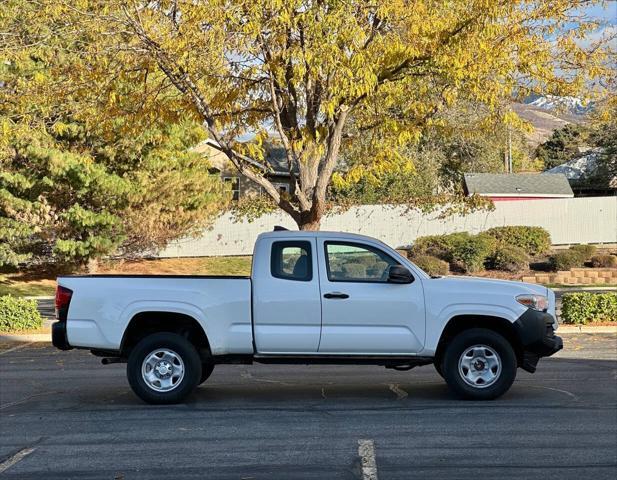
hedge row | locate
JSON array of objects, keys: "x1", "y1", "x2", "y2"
[
  {"x1": 560, "y1": 292, "x2": 617, "y2": 325},
  {"x1": 0, "y1": 296, "x2": 43, "y2": 332},
  {"x1": 482, "y1": 226, "x2": 551, "y2": 256},
  {"x1": 409, "y1": 226, "x2": 550, "y2": 274}
]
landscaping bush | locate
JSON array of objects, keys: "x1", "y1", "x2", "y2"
[
  {"x1": 342, "y1": 263, "x2": 366, "y2": 278},
  {"x1": 488, "y1": 245, "x2": 529, "y2": 273},
  {"x1": 561, "y1": 292, "x2": 617, "y2": 325},
  {"x1": 411, "y1": 255, "x2": 449, "y2": 277},
  {"x1": 450, "y1": 234, "x2": 495, "y2": 273},
  {"x1": 0, "y1": 295, "x2": 43, "y2": 332},
  {"x1": 549, "y1": 250, "x2": 585, "y2": 271},
  {"x1": 410, "y1": 232, "x2": 471, "y2": 261},
  {"x1": 483, "y1": 226, "x2": 551, "y2": 256},
  {"x1": 569, "y1": 244, "x2": 597, "y2": 262},
  {"x1": 590, "y1": 255, "x2": 617, "y2": 268}
]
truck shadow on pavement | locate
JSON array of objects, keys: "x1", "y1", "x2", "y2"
[{"x1": 59, "y1": 357, "x2": 615, "y2": 410}]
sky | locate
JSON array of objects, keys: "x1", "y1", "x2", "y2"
[{"x1": 578, "y1": 1, "x2": 616, "y2": 46}]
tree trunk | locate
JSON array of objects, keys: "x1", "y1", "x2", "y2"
[
  {"x1": 298, "y1": 219, "x2": 321, "y2": 231},
  {"x1": 296, "y1": 204, "x2": 323, "y2": 231}
]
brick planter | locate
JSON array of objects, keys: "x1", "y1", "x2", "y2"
[{"x1": 522, "y1": 268, "x2": 617, "y2": 285}]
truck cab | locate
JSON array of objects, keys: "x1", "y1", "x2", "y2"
[{"x1": 251, "y1": 231, "x2": 426, "y2": 355}]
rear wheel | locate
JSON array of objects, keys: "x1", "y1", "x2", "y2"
[
  {"x1": 127, "y1": 332, "x2": 201, "y2": 404},
  {"x1": 442, "y1": 328, "x2": 516, "y2": 400}
]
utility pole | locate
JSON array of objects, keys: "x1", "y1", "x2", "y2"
[{"x1": 507, "y1": 126, "x2": 513, "y2": 173}]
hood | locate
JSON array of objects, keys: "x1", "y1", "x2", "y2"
[
  {"x1": 427, "y1": 275, "x2": 557, "y2": 326},
  {"x1": 437, "y1": 275, "x2": 549, "y2": 296}
]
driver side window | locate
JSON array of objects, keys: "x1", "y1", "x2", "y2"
[{"x1": 325, "y1": 242, "x2": 397, "y2": 282}]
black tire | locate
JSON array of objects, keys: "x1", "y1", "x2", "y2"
[
  {"x1": 434, "y1": 361, "x2": 444, "y2": 379},
  {"x1": 127, "y1": 332, "x2": 202, "y2": 405},
  {"x1": 199, "y1": 362, "x2": 215, "y2": 385},
  {"x1": 442, "y1": 328, "x2": 516, "y2": 400}
]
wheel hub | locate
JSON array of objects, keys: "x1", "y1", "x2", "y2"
[
  {"x1": 155, "y1": 361, "x2": 173, "y2": 378},
  {"x1": 458, "y1": 345, "x2": 502, "y2": 389},
  {"x1": 141, "y1": 348, "x2": 185, "y2": 392},
  {"x1": 472, "y1": 358, "x2": 486, "y2": 371}
]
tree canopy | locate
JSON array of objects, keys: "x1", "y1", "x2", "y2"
[
  {"x1": 0, "y1": 32, "x2": 228, "y2": 267},
  {"x1": 2, "y1": 0, "x2": 614, "y2": 231}
]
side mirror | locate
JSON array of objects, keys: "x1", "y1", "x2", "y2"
[{"x1": 388, "y1": 265, "x2": 414, "y2": 284}]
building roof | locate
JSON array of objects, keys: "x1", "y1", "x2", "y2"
[
  {"x1": 464, "y1": 173, "x2": 574, "y2": 198},
  {"x1": 194, "y1": 139, "x2": 296, "y2": 176},
  {"x1": 546, "y1": 151, "x2": 600, "y2": 181},
  {"x1": 546, "y1": 150, "x2": 617, "y2": 190}
]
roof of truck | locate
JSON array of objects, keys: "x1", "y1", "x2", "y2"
[{"x1": 257, "y1": 229, "x2": 385, "y2": 243}]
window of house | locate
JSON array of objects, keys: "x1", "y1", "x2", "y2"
[
  {"x1": 223, "y1": 176, "x2": 240, "y2": 200},
  {"x1": 271, "y1": 241, "x2": 312, "y2": 281},
  {"x1": 325, "y1": 242, "x2": 397, "y2": 282}
]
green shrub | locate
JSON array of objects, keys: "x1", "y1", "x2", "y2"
[
  {"x1": 356, "y1": 255, "x2": 378, "y2": 266},
  {"x1": 450, "y1": 234, "x2": 494, "y2": 273},
  {"x1": 0, "y1": 295, "x2": 43, "y2": 332},
  {"x1": 569, "y1": 244, "x2": 597, "y2": 262},
  {"x1": 561, "y1": 292, "x2": 617, "y2": 325},
  {"x1": 411, "y1": 255, "x2": 449, "y2": 277},
  {"x1": 488, "y1": 245, "x2": 529, "y2": 272},
  {"x1": 549, "y1": 250, "x2": 584, "y2": 271},
  {"x1": 366, "y1": 261, "x2": 389, "y2": 277},
  {"x1": 590, "y1": 255, "x2": 617, "y2": 268},
  {"x1": 483, "y1": 226, "x2": 551, "y2": 256},
  {"x1": 342, "y1": 263, "x2": 366, "y2": 278},
  {"x1": 410, "y1": 232, "x2": 471, "y2": 261}
]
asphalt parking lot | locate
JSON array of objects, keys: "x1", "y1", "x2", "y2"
[{"x1": 1, "y1": 334, "x2": 616, "y2": 479}]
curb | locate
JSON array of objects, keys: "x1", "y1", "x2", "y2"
[
  {"x1": 552, "y1": 287, "x2": 617, "y2": 292},
  {"x1": 557, "y1": 326, "x2": 617, "y2": 333},
  {"x1": 0, "y1": 333, "x2": 51, "y2": 343}
]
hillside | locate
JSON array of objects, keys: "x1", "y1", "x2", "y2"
[{"x1": 512, "y1": 102, "x2": 586, "y2": 148}]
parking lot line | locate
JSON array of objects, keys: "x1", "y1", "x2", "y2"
[
  {"x1": 388, "y1": 383, "x2": 408, "y2": 400},
  {"x1": 0, "y1": 447, "x2": 36, "y2": 474},
  {"x1": 0, "y1": 342, "x2": 34, "y2": 356},
  {"x1": 358, "y1": 439, "x2": 378, "y2": 480}
]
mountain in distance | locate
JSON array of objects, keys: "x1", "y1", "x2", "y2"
[
  {"x1": 523, "y1": 94, "x2": 594, "y2": 115},
  {"x1": 512, "y1": 95, "x2": 589, "y2": 147}
]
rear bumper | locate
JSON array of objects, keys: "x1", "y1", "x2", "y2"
[
  {"x1": 514, "y1": 309, "x2": 563, "y2": 372},
  {"x1": 52, "y1": 321, "x2": 72, "y2": 350}
]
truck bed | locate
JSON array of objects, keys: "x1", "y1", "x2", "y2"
[{"x1": 58, "y1": 275, "x2": 254, "y2": 355}]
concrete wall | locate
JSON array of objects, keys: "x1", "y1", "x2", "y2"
[{"x1": 158, "y1": 196, "x2": 617, "y2": 257}]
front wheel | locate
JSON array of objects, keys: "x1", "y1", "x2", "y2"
[
  {"x1": 127, "y1": 332, "x2": 202, "y2": 404},
  {"x1": 442, "y1": 328, "x2": 517, "y2": 400}
]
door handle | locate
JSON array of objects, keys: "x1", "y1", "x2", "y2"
[{"x1": 323, "y1": 292, "x2": 349, "y2": 299}]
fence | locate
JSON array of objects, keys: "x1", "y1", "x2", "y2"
[{"x1": 158, "y1": 196, "x2": 617, "y2": 257}]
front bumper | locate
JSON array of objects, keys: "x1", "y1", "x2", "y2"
[
  {"x1": 52, "y1": 321, "x2": 72, "y2": 351},
  {"x1": 514, "y1": 309, "x2": 563, "y2": 372}
]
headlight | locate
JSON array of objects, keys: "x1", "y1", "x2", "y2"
[{"x1": 516, "y1": 294, "x2": 548, "y2": 311}]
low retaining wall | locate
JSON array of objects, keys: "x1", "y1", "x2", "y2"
[{"x1": 522, "y1": 268, "x2": 617, "y2": 285}]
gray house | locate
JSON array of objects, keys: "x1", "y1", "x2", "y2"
[{"x1": 193, "y1": 139, "x2": 293, "y2": 200}]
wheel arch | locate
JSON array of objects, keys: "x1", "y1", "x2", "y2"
[
  {"x1": 120, "y1": 311, "x2": 211, "y2": 360},
  {"x1": 434, "y1": 315, "x2": 523, "y2": 367}
]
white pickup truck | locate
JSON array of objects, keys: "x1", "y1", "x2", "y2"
[{"x1": 52, "y1": 229, "x2": 562, "y2": 404}]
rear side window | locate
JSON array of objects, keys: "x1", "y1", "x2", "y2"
[{"x1": 271, "y1": 241, "x2": 312, "y2": 281}]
